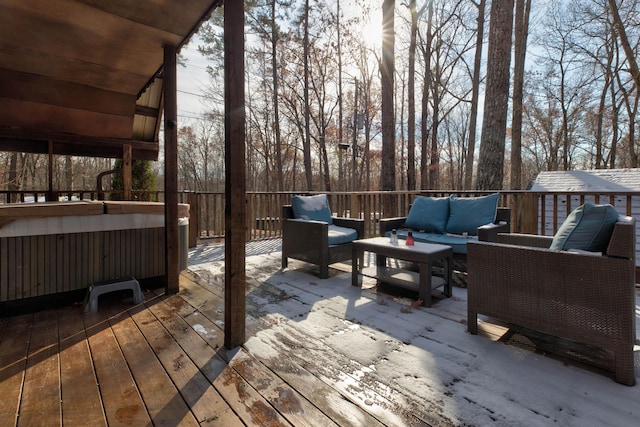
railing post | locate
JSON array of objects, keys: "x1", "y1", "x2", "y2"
[
  {"x1": 350, "y1": 192, "x2": 357, "y2": 219},
  {"x1": 187, "y1": 192, "x2": 199, "y2": 248},
  {"x1": 519, "y1": 192, "x2": 539, "y2": 234}
]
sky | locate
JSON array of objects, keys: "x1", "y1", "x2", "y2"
[{"x1": 177, "y1": 35, "x2": 212, "y2": 122}]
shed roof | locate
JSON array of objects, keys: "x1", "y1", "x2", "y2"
[
  {"x1": 530, "y1": 169, "x2": 640, "y2": 192},
  {"x1": 0, "y1": 0, "x2": 222, "y2": 160}
]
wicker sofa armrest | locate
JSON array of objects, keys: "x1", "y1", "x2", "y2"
[
  {"x1": 282, "y1": 217, "x2": 329, "y2": 236},
  {"x1": 282, "y1": 217, "x2": 329, "y2": 253},
  {"x1": 606, "y1": 218, "x2": 636, "y2": 259},
  {"x1": 333, "y1": 217, "x2": 365, "y2": 239},
  {"x1": 496, "y1": 233, "x2": 554, "y2": 248},
  {"x1": 379, "y1": 217, "x2": 406, "y2": 236},
  {"x1": 477, "y1": 221, "x2": 509, "y2": 242}
]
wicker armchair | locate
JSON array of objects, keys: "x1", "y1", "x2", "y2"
[
  {"x1": 281, "y1": 205, "x2": 364, "y2": 279},
  {"x1": 467, "y1": 217, "x2": 637, "y2": 385}
]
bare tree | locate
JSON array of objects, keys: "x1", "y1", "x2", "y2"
[
  {"x1": 381, "y1": 0, "x2": 397, "y2": 212},
  {"x1": 302, "y1": 0, "x2": 313, "y2": 190},
  {"x1": 510, "y1": 0, "x2": 532, "y2": 190},
  {"x1": 406, "y1": 0, "x2": 418, "y2": 190},
  {"x1": 477, "y1": 0, "x2": 514, "y2": 190},
  {"x1": 420, "y1": 1, "x2": 434, "y2": 190},
  {"x1": 608, "y1": 0, "x2": 640, "y2": 88},
  {"x1": 464, "y1": 0, "x2": 485, "y2": 190}
]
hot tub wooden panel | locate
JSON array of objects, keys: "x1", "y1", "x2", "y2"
[{"x1": 0, "y1": 202, "x2": 188, "y2": 304}]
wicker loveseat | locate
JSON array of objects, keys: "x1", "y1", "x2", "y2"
[
  {"x1": 379, "y1": 193, "x2": 510, "y2": 256},
  {"x1": 379, "y1": 194, "x2": 510, "y2": 284},
  {"x1": 467, "y1": 209, "x2": 636, "y2": 385}
]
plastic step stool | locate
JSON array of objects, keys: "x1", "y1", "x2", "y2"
[{"x1": 84, "y1": 277, "x2": 144, "y2": 314}]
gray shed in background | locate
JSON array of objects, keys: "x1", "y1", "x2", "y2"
[{"x1": 530, "y1": 169, "x2": 640, "y2": 267}]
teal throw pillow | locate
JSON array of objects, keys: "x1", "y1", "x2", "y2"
[
  {"x1": 549, "y1": 203, "x2": 619, "y2": 252},
  {"x1": 291, "y1": 194, "x2": 333, "y2": 224},
  {"x1": 404, "y1": 196, "x2": 449, "y2": 233},
  {"x1": 446, "y1": 193, "x2": 500, "y2": 235}
]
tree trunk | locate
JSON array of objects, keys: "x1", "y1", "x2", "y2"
[
  {"x1": 381, "y1": 0, "x2": 396, "y2": 213},
  {"x1": 420, "y1": 2, "x2": 433, "y2": 190},
  {"x1": 510, "y1": 0, "x2": 531, "y2": 190},
  {"x1": 65, "y1": 155, "x2": 73, "y2": 190},
  {"x1": 595, "y1": 69, "x2": 611, "y2": 169},
  {"x1": 8, "y1": 152, "x2": 18, "y2": 203},
  {"x1": 608, "y1": 0, "x2": 640, "y2": 89},
  {"x1": 615, "y1": 52, "x2": 639, "y2": 168},
  {"x1": 609, "y1": 74, "x2": 619, "y2": 168},
  {"x1": 337, "y1": 0, "x2": 344, "y2": 191},
  {"x1": 271, "y1": 0, "x2": 284, "y2": 191},
  {"x1": 464, "y1": 0, "x2": 485, "y2": 190},
  {"x1": 399, "y1": 74, "x2": 406, "y2": 189},
  {"x1": 476, "y1": 0, "x2": 514, "y2": 190},
  {"x1": 302, "y1": 0, "x2": 313, "y2": 190},
  {"x1": 429, "y1": 64, "x2": 440, "y2": 190},
  {"x1": 320, "y1": 133, "x2": 331, "y2": 191},
  {"x1": 407, "y1": 0, "x2": 417, "y2": 190}
]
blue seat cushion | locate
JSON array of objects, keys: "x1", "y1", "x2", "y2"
[
  {"x1": 404, "y1": 196, "x2": 449, "y2": 233},
  {"x1": 291, "y1": 194, "x2": 333, "y2": 224},
  {"x1": 550, "y1": 203, "x2": 620, "y2": 252},
  {"x1": 390, "y1": 230, "x2": 474, "y2": 254},
  {"x1": 446, "y1": 193, "x2": 500, "y2": 235},
  {"x1": 328, "y1": 225, "x2": 358, "y2": 245}
]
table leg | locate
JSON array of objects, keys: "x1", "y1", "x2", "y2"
[
  {"x1": 375, "y1": 254, "x2": 387, "y2": 285},
  {"x1": 445, "y1": 255, "x2": 453, "y2": 297},
  {"x1": 352, "y1": 246, "x2": 360, "y2": 287},
  {"x1": 418, "y1": 263, "x2": 432, "y2": 307}
]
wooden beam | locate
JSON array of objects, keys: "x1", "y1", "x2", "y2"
[
  {"x1": 163, "y1": 44, "x2": 179, "y2": 295},
  {"x1": 122, "y1": 144, "x2": 132, "y2": 201},
  {"x1": 134, "y1": 105, "x2": 160, "y2": 118},
  {"x1": 0, "y1": 98, "x2": 134, "y2": 139},
  {"x1": 0, "y1": 127, "x2": 159, "y2": 160},
  {"x1": 224, "y1": 0, "x2": 246, "y2": 349}
]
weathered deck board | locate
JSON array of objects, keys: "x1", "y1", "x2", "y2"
[
  {"x1": 84, "y1": 312, "x2": 151, "y2": 426},
  {"x1": 57, "y1": 307, "x2": 106, "y2": 426},
  {"x1": 143, "y1": 297, "x2": 243, "y2": 426},
  {"x1": 0, "y1": 314, "x2": 30, "y2": 426},
  {"x1": 131, "y1": 301, "x2": 231, "y2": 424},
  {"x1": 19, "y1": 310, "x2": 61, "y2": 425},
  {"x1": 230, "y1": 350, "x2": 340, "y2": 427},
  {"x1": 175, "y1": 273, "x2": 411, "y2": 427},
  {"x1": 108, "y1": 306, "x2": 200, "y2": 426}
]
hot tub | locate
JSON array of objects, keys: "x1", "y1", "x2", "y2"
[{"x1": 0, "y1": 201, "x2": 189, "y2": 303}]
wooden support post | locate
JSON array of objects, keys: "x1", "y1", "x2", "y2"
[
  {"x1": 224, "y1": 0, "x2": 246, "y2": 349},
  {"x1": 163, "y1": 44, "x2": 180, "y2": 294},
  {"x1": 123, "y1": 144, "x2": 132, "y2": 201}
]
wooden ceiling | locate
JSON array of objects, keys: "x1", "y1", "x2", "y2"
[{"x1": 0, "y1": 0, "x2": 222, "y2": 160}]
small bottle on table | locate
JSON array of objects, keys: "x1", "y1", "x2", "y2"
[{"x1": 406, "y1": 231, "x2": 414, "y2": 246}]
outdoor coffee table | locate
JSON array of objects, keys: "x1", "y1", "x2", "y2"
[{"x1": 351, "y1": 237, "x2": 453, "y2": 307}]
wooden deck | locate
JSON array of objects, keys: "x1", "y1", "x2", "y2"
[
  {"x1": 1, "y1": 244, "x2": 639, "y2": 426},
  {"x1": 0, "y1": 271, "x2": 408, "y2": 427}
]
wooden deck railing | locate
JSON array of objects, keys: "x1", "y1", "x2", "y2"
[{"x1": 2, "y1": 189, "x2": 639, "y2": 254}]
